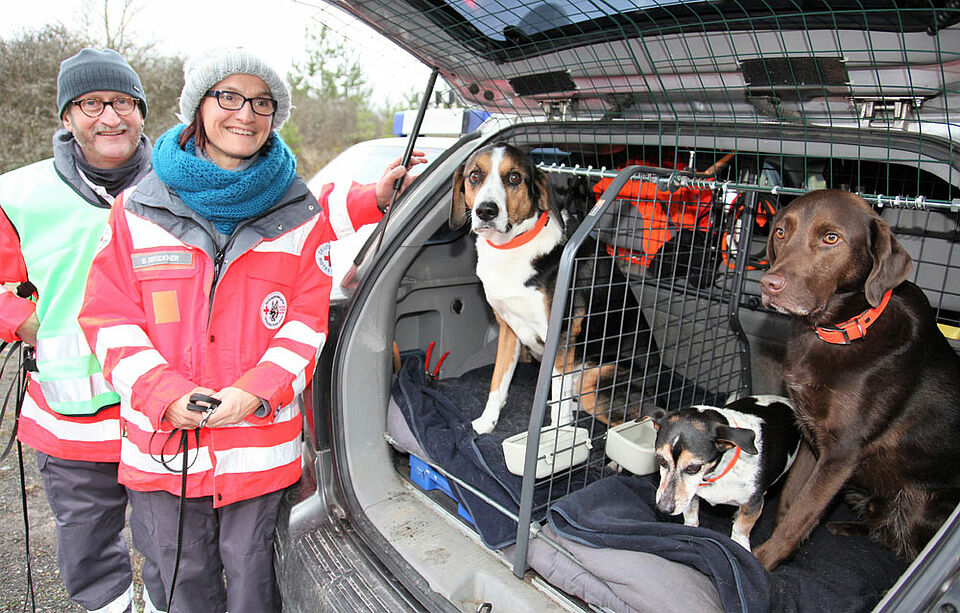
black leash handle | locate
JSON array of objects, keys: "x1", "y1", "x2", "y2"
[
  {"x1": 165, "y1": 393, "x2": 220, "y2": 608},
  {"x1": 186, "y1": 393, "x2": 221, "y2": 413}
]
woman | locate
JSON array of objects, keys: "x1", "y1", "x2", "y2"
[{"x1": 79, "y1": 48, "x2": 423, "y2": 612}]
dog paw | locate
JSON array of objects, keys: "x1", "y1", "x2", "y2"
[
  {"x1": 827, "y1": 520, "x2": 869, "y2": 537},
  {"x1": 472, "y1": 416, "x2": 497, "y2": 434},
  {"x1": 732, "y1": 535, "x2": 752, "y2": 552},
  {"x1": 753, "y1": 542, "x2": 783, "y2": 571}
]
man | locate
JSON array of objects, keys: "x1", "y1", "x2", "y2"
[{"x1": 0, "y1": 48, "x2": 164, "y2": 613}]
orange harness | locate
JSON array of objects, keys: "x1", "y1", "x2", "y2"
[{"x1": 813, "y1": 289, "x2": 893, "y2": 345}]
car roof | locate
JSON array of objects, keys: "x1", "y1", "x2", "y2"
[{"x1": 307, "y1": 136, "x2": 459, "y2": 196}]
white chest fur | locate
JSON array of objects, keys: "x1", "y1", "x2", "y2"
[
  {"x1": 694, "y1": 406, "x2": 764, "y2": 507},
  {"x1": 475, "y1": 220, "x2": 563, "y2": 357}
]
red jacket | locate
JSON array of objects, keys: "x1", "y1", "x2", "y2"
[{"x1": 80, "y1": 173, "x2": 380, "y2": 506}]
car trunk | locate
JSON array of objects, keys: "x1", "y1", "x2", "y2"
[{"x1": 280, "y1": 2, "x2": 960, "y2": 611}]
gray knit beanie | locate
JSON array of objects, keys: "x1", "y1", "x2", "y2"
[
  {"x1": 57, "y1": 48, "x2": 147, "y2": 118},
  {"x1": 178, "y1": 48, "x2": 290, "y2": 130}
]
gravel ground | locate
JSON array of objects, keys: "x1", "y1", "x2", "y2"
[{"x1": 0, "y1": 358, "x2": 146, "y2": 612}]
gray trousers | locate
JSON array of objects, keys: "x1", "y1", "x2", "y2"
[
  {"x1": 36, "y1": 452, "x2": 165, "y2": 612},
  {"x1": 127, "y1": 488, "x2": 284, "y2": 613}
]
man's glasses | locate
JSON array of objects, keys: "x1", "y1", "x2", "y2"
[
  {"x1": 205, "y1": 90, "x2": 277, "y2": 116},
  {"x1": 71, "y1": 97, "x2": 140, "y2": 118}
]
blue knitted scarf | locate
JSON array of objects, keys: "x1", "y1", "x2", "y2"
[{"x1": 152, "y1": 124, "x2": 297, "y2": 234}]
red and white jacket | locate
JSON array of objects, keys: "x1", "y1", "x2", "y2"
[{"x1": 80, "y1": 173, "x2": 380, "y2": 506}]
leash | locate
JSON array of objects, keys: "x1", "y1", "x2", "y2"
[
  {"x1": 17, "y1": 438, "x2": 36, "y2": 613},
  {"x1": 152, "y1": 393, "x2": 220, "y2": 610},
  {"x1": 1, "y1": 341, "x2": 36, "y2": 612},
  {"x1": 0, "y1": 341, "x2": 27, "y2": 461}
]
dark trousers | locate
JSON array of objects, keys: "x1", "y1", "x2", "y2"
[
  {"x1": 37, "y1": 452, "x2": 166, "y2": 611},
  {"x1": 128, "y1": 488, "x2": 284, "y2": 613}
]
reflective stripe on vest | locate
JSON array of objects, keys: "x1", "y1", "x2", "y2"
[
  {"x1": 0, "y1": 159, "x2": 120, "y2": 414},
  {"x1": 20, "y1": 385, "x2": 120, "y2": 443}
]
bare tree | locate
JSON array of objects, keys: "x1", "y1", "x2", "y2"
[
  {"x1": 0, "y1": 26, "x2": 88, "y2": 173},
  {"x1": 77, "y1": 0, "x2": 142, "y2": 55},
  {"x1": 283, "y1": 25, "x2": 400, "y2": 178},
  {"x1": 0, "y1": 23, "x2": 183, "y2": 174}
]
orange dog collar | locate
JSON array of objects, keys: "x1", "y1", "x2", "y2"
[
  {"x1": 813, "y1": 289, "x2": 893, "y2": 345},
  {"x1": 700, "y1": 446, "x2": 741, "y2": 485},
  {"x1": 486, "y1": 212, "x2": 550, "y2": 250}
]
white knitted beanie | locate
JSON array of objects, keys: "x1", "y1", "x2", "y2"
[{"x1": 178, "y1": 48, "x2": 290, "y2": 130}]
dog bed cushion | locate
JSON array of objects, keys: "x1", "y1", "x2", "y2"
[
  {"x1": 390, "y1": 354, "x2": 605, "y2": 548},
  {"x1": 541, "y1": 473, "x2": 909, "y2": 613}
]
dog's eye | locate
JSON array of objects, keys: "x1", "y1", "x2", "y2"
[
  {"x1": 823, "y1": 232, "x2": 841, "y2": 245},
  {"x1": 656, "y1": 455, "x2": 668, "y2": 468},
  {"x1": 507, "y1": 171, "x2": 522, "y2": 185},
  {"x1": 774, "y1": 227, "x2": 785, "y2": 239},
  {"x1": 683, "y1": 463, "x2": 702, "y2": 475},
  {"x1": 468, "y1": 169, "x2": 482, "y2": 184}
]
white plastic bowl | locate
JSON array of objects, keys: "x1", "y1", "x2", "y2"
[
  {"x1": 605, "y1": 418, "x2": 658, "y2": 475},
  {"x1": 502, "y1": 426, "x2": 592, "y2": 479}
]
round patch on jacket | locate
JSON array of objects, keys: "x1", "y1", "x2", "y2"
[
  {"x1": 260, "y1": 291, "x2": 287, "y2": 330},
  {"x1": 315, "y1": 242, "x2": 333, "y2": 276}
]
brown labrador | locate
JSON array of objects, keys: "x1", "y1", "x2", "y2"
[{"x1": 755, "y1": 189, "x2": 960, "y2": 570}]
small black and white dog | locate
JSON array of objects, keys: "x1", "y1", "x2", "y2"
[
  {"x1": 652, "y1": 395, "x2": 800, "y2": 551},
  {"x1": 450, "y1": 142, "x2": 657, "y2": 434}
]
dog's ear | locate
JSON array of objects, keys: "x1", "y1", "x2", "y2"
[
  {"x1": 450, "y1": 163, "x2": 468, "y2": 230},
  {"x1": 648, "y1": 408, "x2": 667, "y2": 430},
  {"x1": 715, "y1": 425, "x2": 758, "y2": 455},
  {"x1": 865, "y1": 216, "x2": 913, "y2": 307}
]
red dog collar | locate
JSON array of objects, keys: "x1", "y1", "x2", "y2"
[
  {"x1": 486, "y1": 212, "x2": 549, "y2": 250},
  {"x1": 700, "y1": 446, "x2": 741, "y2": 485},
  {"x1": 700, "y1": 415, "x2": 742, "y2": 486},
  {"x1": 813, "y1": 289, "x2": 893, "y2": 345}
]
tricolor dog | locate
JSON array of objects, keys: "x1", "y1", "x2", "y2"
[
  {"x1": 652, "y1": 395, "x2": 800, "y2": 551},
  {"x1": 450, "y1": 143, "x2": 657, "y2": 434}
]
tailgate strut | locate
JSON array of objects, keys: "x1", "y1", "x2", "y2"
[{"x1": 341, "y1": 67, "x2": 440, "y2": 290}]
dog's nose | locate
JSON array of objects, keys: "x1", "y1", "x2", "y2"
[
  {"x1": 475, "y1": 201, "x2": 499, "y2": 222},
  {"x1": 760, "y1": 272, "x2": 786, "y2": 295}
]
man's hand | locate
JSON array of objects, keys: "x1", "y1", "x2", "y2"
[
  {"x1": 15, "y1": 312, "x2": 39, "y2": 346},
  {"x1": 375, "y1": 151, "x2": 428, "y2": 210},
  {"x1": 205, "y1": 387, "x2": 262, "y2": 427},
  {"x1": 162, "y1": 387, "x2": 216, "y2": 430}
]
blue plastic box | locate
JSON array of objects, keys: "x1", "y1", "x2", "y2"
[{"x1": 408, "y1": 455, "x2": 474, "y2": 524}]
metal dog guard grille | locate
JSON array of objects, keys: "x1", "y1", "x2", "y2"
[{"x1": 512, "y1": 163, "x2": 756, "y2": 576}]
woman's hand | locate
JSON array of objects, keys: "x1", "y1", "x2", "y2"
[
  {"x1": 375, "y1": 151, "x2": 428, "y2": 210},
  {"x1": 162, "y1": 387, "x2": 216, "y2": 430},
  {"x1": 205, "y1": 387, "x2": 262, "y2": 427}
]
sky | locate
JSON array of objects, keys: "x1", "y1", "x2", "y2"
[{"x1": 2, "y1": 0, "x2": 433, "y2": 106}]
